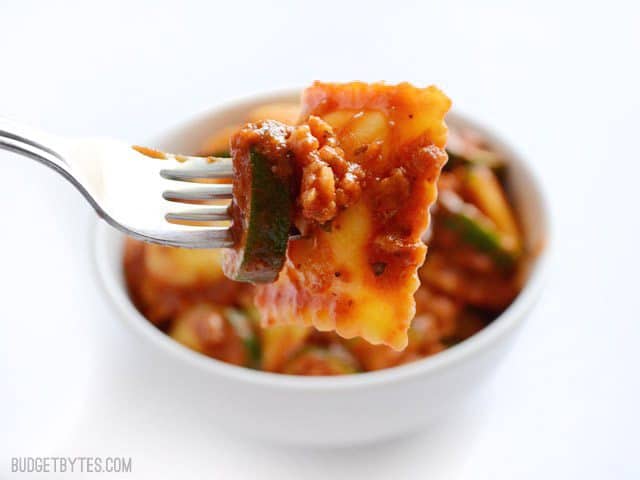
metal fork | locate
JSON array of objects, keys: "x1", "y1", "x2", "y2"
[{"x1": 0, "y1": 118, "x2": 235, "y2": 248}]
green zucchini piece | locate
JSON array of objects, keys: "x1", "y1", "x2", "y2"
[
  {"x1": 439, "y1": 191, "x2": 516, "y2": 267},
  {"x1": 223, "y1": 122, "x2": 292, "y2": 283},
  {"x1": 464, "y1": 165, "x2": 521, "y2": 254},
  {"x1": 224, "y1": 308, "x2": 261, "y2": 368},
  {"x1": 446, "y1": 148, "x2": 504, "y2": 172}
]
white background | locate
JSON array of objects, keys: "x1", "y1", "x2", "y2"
[{"x1": 1, "y1": 1, "x2": 639, "y2": 478}]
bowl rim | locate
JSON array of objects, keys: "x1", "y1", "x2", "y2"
[{"x1": 93, "y1": 87, "x2": 551, "y2": 391}]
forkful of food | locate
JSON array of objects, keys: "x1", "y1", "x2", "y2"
[{"x1": 0, "y1": 82, "x2": 452, "y2": 349}]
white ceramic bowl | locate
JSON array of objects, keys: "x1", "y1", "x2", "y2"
[{"x1": 94, "y1": 88, "x2": 550, "y2": 447}]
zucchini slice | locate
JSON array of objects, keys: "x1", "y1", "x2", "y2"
[
  {"x1": 464, "y1": 165, "x2": 521, "y2": 253},
  {"x1": 224, "y1": 308, "x2": 261, "y2": 368},
  {"x1": 223, "y1": 122, "x2": 292, "y2": 283},
  {"x1": 439, "y1": 190, "x2": 516, "y2": 267},
  {"x1": 446, "y1": 148, "x2": 504, "y2": 171}
]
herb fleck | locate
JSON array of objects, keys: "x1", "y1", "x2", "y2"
[
  {"x1": 371, "y1": 262, "x2": 387, "y2": 276},
  {"x1": 354, "y1": 144, "x2": 369, "y2": 155}
]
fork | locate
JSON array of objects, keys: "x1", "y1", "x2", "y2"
[{"x1": 0, "y1": 119, "x2": 236, "y2": 248}]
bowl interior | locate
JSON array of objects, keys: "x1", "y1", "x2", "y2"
[{"x1": 94, "y1": 88, "x2": 549, "y2": 387}]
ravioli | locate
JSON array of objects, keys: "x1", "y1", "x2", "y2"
[{"x1": 254, "y1": 82, "x2": 451, "y2": 350}]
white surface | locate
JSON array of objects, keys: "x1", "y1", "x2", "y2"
[{"x1": 0, "y1": 0, "x2": 638, "y2": 478}]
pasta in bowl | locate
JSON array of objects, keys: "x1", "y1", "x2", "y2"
[{"x1": 94, "y1": 87, "x2": 549, "y2": 445}]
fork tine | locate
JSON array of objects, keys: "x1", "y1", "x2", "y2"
[
  {"x1": 172, "y1": 227, "x2": 234, "y2": 248},
  {"x1": 163, "y1": 184, "x2": 233, "y2": 203},
  {"x1": 204, "y1": 227, "x2": 234, "y2": 247},
  {"x1": 166, "y1": 206, "x2": 231, "y2": 223},
  {"x1": 160, "y1": 161, "x2": 233, "y2": 182},
  {"x1": 147, "y1": 226, "x2": 234, "y2": 248}
]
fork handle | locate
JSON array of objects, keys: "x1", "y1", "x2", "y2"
[{"x1": 0, "y1": 118, "x2": 68, "y2": 174}]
